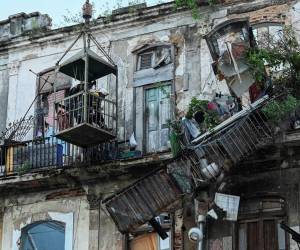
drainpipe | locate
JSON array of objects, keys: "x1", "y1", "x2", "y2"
[
  {"x1": 197, "y1": 215, "x2": 206, "y2": 250},
  {"x1": 188, "y1": 214, "x2": 206, "y2": 250}
]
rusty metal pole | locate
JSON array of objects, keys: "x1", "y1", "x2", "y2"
[
  {"x1": 84, "y1": 49, "x2": 89, "y2": 123},
  {"x1": 82, "y1": 0, "x2": 92, "y2": 124}
]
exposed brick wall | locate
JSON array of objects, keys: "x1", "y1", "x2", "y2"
[
  {"x1": 174, "y1": 209, "x2": 184, "y2": 250},
  {"x1": 46, "y1": 188, "x2": 85, "y2": 200},
  {"x1": 229, "y1": 3, "x2": 290, "y2": 25},
  {"x1": 248, "y1": 3, "x2": 289, "y2": 24}
]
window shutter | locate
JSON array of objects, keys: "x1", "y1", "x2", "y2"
[
  {"x1": 145, "y1": 84, "x2": 172, "y2": 153},
  {"x1": 146, "y1": 88, "x2": 159, "y2": 152},
  {"x1": 139, "y1": 53, "x2": 153, "y2": 70}
]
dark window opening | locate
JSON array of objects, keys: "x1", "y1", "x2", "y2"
[
  {"x1": 252, "y1": 23, "x2": 283, "y2": 48},
  {"x1": 135, "y1": 46, "x2": 172, "y2": 72},
  {"x1": 138, "y1": 53, "x2": 153, "y2": 70}
]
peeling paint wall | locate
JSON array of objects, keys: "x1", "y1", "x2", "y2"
[
  {"x1": 0, "y1": 172, "x2": 140, "y2": 250},
  {"x1": 2, "y1": 195, "x2": 89, "y2": 250},
  {"x1": 0, "y1": 0, "x2": 298, "y2": 144},
  {"x1": 0, "y1": 54, "x2": 8, "y2": 133}
]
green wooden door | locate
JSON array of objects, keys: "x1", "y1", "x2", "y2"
[{"x1": 145, "y1": 85, "x2": 171, "y2": 153}]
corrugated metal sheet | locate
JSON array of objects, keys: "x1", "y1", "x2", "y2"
[{"x1": 105, "y1": 169, "x2": 183, "y2": 233}]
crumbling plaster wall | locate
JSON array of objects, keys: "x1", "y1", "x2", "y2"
[
  {"x1": 0, "y1": 171, "x2": 142, "y2": 250},
  {"x1": 0, "y1": 187, "x2": 124, "y2": 250},
  {"x1": 0, "y1": 52, "x2": 9, "y2": 133},
  {"x1": 0, "y1": 1, "x2": 299, "y2": 141},
  {"x1": 0, "y1": 12, "x2": 51, "y2": 41},
  {"x1": 91, "y1": 9, "x2": 229, "y2": 146},
  {"x1": 235, "y1": 166, "x2": 300, "y2": 250},
  {"x1": 2, "y1": 194, "x2": 90, "y2": 250},
  {"x1": 1, "y1": 0, "x2": 296, "y2": 142},
  {"x1": 0, "y1": 2, "x2": 226, "y2": 144}
]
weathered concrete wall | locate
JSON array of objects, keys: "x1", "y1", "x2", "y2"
[
  {"x1": 2, "y1": 194, "x2": 89, "y2": 250},
  {"x1": 0, "y1": 53, "x2": 8, "y2": 133},
  {"x1": 0, "y1": 12, "x2": 51, "y2": 41},
  {"x1": 0, "y1": 0, "x2": 296, "y2": 144},
  {"x1": 236, "y1": 167, "x2": 300, "y2": 226},
  {"x1": 0, "y1": 170, "x2": 143, "y2": 250}
]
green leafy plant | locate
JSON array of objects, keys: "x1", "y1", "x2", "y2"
[
  {"x1": 167, "y1": 119, "x2": 182, "y2": 157},
  {"x1": 246, "y1": 48, "x2": 283, "y2": 82},
  {"x1": 186, "y1": 97, "x2": 208, "y2": 119},
  {"x1": 246, "y1": 26, "x2": 300, "y2": 96},
  {"x1": 262, "y1": 95, "x2": 299, "y2": 123},
  {"x1": 168, "y1": 119, "x2": 182, "y2": 134},
  {"x1": 186, "y1": 97, "x2": 220, "y2": 130},
  {"x1": 203, "y1": 110, "x2": 220, "y2": 129}
]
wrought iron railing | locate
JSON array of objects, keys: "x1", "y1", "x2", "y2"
[
  {"x1": 0, "y1": 137, "x2": 119, "y2": 176},
  {"x1": 55, "y1": 91, "x2": 117, "y2": 135},
  {"x1": 185, "y1": 97, "x2": 276, "y2": 183}
]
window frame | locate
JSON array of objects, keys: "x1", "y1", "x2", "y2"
[
  {"x1": 12, "y1": 212, "x2": 74, "y2": 250},
  {"x1": 19, "y1": 220, "x2": 66, "y2": 250},
  {"x1": 252, "y1": 22, "x2": 284, "y2": 47},
  {"x1": 236, "y1": 195, "x2": 288, "y2": 250},
  {"x1": 237, "y1": 216, "x2": 288, "y2": 250},
  {"x1": 135, "y1": 44, "x2": 173, "y2": 72}
]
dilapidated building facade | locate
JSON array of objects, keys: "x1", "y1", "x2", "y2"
[{"x1": 0, "y1": 0, "x2": 300, "y2": 249}]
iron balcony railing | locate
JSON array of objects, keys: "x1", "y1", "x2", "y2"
[
  {"x1": 0, "y1": 137, "x2": 119, "y2": 176},
  {"x1": 185, "y1": 96, "x2": 276, "y2": 183},
  {"x1": 55, "y1": 91, "x2": 117, "y2": 136}
]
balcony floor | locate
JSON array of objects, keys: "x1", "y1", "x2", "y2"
[{"x1": 55, "y1": 123, "x2": 115, "y2": 147}]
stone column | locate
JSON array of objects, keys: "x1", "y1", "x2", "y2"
[{"x1": 87, "y1": 194, "x2": 101, "y2": 250}]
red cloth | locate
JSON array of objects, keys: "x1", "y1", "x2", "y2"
[
  {"x1": 249, "y1": 83, "x2": 262, "y2": 103},
  {"x1": 208, "y1": 102, "x2": 218, "y2": 110}
]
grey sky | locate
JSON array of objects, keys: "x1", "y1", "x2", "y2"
[{"x1": 1, "y1": 0, "x2": 169, "y2": 27}]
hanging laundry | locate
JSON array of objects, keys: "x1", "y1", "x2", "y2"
[
  {"x1": 129, "y1": 132, "x2": 138, "y2": 150},
  {"x1": 45, "y1": 90, "x2": 65, "y2": 127},
  {"x1": 182, "y1": 117, "x2": 201, "y2": 139}
]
